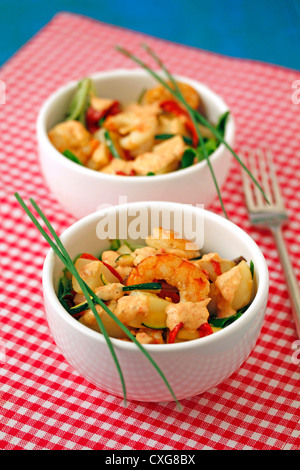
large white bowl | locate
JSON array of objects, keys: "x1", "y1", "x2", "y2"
[
  {"x1": 43, "y1": 202, "x2": 269, "y2": 402},
  {"x1": 37, "y1": 69, "x2": 235, "y2": 219}
]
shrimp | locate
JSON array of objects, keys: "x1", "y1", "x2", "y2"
[
  {"x1": 142, "y1": 81, "x2": 205, "y2": 112},
  {"x1": 48, "y1": 120, "x2": 98, "y2": 164},
  {"x1": 104, "y1": 104, "x2": 159, "y2": 157},
  {"x1": 146, "y1": 227, "x2": 201, "y2": 259},
  {"x1": 126, "y1": 253, "x2": 209, "y2": 302}
]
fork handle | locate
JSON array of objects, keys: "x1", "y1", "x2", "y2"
[{"x1": 271, "y1": 226, "x2": 300, "y2": 338}]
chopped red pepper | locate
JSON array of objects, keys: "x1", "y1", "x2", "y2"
[
  {"x1": 86, "y1": 101, "x2": 121, "y2": 133},
  {"x1": 168, "y1": 322, "x2": 184, "y2": 344},
  {"x1": 79, "y1": 253, "x2": 123, "y2": 282},
  {"x1": 211, "y1": 259, "x2": 222, "y2": 276},
  {"x1": 184, "y1": 119, "x2": 199, "y2": 147},
  {"x1": 102, "y1": 262, "x2": 123, "y2": 283},
  {"x1": 115, "y1": 170, "x2": 136, "y2": 176},
  {"x1": 198, "y1": 322, "x2": 213, "y2": 338},
  {"x1": 86, "y1": 107, "x2": 106, "y2": 133},
  {"x1": 79, "y1": 253, "x2": 99, "y2": 261},
  {"x1": 154, "y1": 279, "x2": 180, "y2": 303},
  {"x1": 160, "y1": 100, "x2": 188, "y2": 117}
]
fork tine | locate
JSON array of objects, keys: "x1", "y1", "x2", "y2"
[
  {"x1": 240, "y1": 148, "x2": 256, "y2": 211},
  {"x1": 248, "y1": 148, "x2": 265, "y2": 207},
  {"x1": 257, "y1": 147, "x2": 273, "y2": 204},
  {"x1": 265, "y1": 147, "x2": 284, "y2": 207}
]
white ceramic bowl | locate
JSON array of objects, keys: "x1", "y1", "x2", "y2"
[
  {"x1": 43, "y1": 201, "x2": 269, "y2": 402},
  {"x1": 37, "y1": 69, "x2": 235, "y2": 219}
]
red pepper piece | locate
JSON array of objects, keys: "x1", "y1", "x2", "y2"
[
  {"x1": 160, "y1": 100, "x2": 188, "y2": 117},
  {"x1": 102, "y1": 262, "x2": 123, "y2": 283},
  {"x1": 211, "y1": 259, "x2": 222, "y2": 276},
  {"x1": 198, "y1": 322, "x2": 213, "y2": 338},
  {"x1": 168, "y1": 322, "x2": 184, "y2": 344},
  {"x1": 86, "y1": 101, "x2": 121, "y2": 133},
  {"x1": 79, "y1": 253, "x2": 123, "y2": 282},
  {"x1": 154, "y1": 279, "x2": 180, "y2": 303},
  {"x1": 79, "y1": 253, "x2": 99, "y2": 261},
  {"x1": 86, "y1": 107, "x2": 106, "y2": 133},
  {"x1": 115, "y1": 170, "x2": 136, "y2": 176},
  {"x1": 184, "y1": 119, "x2": 199, "y2": 147}
]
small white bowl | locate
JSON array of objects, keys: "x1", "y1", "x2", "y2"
[
  {"x1": 43, "y1": 202, "x2": 269, "y2": 402},
  {"x1": 37, "y1": 69, "x2": 235, "y2": 219}
]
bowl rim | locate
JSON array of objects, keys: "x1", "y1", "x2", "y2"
[
  {"x1": 37, "y1": 68, "x2": 236, "y2": 183},
  {"x1": 43, "y1": 201, "x2": 269, "y2": 353}
]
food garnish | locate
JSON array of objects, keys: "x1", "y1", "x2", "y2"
[
  {"x1": 15, "y1": 194, "x2": 181, "y2": 408},
  {"x1": 116, "y1": 43, "x2": 269, "y2": 217}
]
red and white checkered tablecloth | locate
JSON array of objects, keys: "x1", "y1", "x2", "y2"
[{"x1": 1, "y1": 12, "x2": 300, "y2": 450}]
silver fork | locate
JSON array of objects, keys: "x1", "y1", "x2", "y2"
[{"x1": 241, "y1": 147, "x2": 300, "y2": 338}]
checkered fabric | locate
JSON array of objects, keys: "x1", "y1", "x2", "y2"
[{"x1": 0, "y1": 13, "x2": 300, "y2": 450}]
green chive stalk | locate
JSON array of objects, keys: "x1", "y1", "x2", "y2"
[
  {"x1": 15, "y1": 193, "x2": 181, "y2": 409},
  {"x1": 116, "y1": 44, "x2": 269, "y2": 216}
]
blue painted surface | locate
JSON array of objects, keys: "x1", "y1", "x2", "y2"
[{"x1": 0, "y1": 0, "x2": 300, "y2": 70}]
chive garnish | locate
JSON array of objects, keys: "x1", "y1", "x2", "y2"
[
  {"x1": 104, "y1": 130, "x2": 122, "y2": 159},
  {"x1": 123, "y1": 282, "x2": 162, "y2": 292},
  {"x1": 116, "y1": 43, "x2": 269, "y2": 217},
  {"x1": 250, "y1": 260, "x2": 254, "y2": 279},
  {"x1": 15, "y1": 194, "x2": 181, "y2": 408},
  {"x1": 62, "y1": 149, "x2": 84, "y2": 166},
  {"x1": 66, "y1": 77, "x2": 91, "y2": 124}
]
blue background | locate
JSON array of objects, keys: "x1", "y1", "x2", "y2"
[{"x1": 0, "y1": 0, "x2": 300, "y2": 70}]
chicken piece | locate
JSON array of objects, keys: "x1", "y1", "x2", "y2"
[
  {"x1": 95, "y1": 283, "x2": 125, "y2": 301},
  {"x1": 132, "y1": 246, "x2": 158, "y2": 266},
  {"x1": 146, "y1": 227, "x2": 200, "y2": 259},
  {"x1": 79, "y1": 301, "x2": 128, "y2": 339},
  {"x1": 135, "y1": 327, "x2": 164, "y2": 344},
  {"x1": 115, "y1": 293, "x2": 150, "y2": 328},
  {"x1": 193, "y1": 253, "x2": 236, "y2": 282},
  {"x1": 86, "y1": 142, "x2": 111, "y2": 170},
  {"x1": 157, "y1": 114, "x2": 188, "y2": 136},
  {"x1": 100, "y1": 158, "x2": 134, "y2": 175},
  {"x1": 132, "y1": 135, "x2": 186, "y2": 175},
  {"x1": 90, "y1": 95, "x2": 116, "y2": 112},
  {"x1": 104, "y1": 104, "x2": 159, "y2": 157},
  {"x1": 165, "y1": 298, "x2": 210, "y2": 332},
  {"x1": 48, "y1": 120, "x2": 97, "y2": 164},
  {"x1": 210, "y1": 261, "x2": 253, "y2": 318}
]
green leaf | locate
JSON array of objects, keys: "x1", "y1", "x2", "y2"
[
  {"x1": 109, "y1": 239, "x2": 121, "y2": 251},
  {"x1": 196, "y1": 139, "x2": 218, "y2": 162},
  {"x1": 155, "y1": 133, "x2": 193, "y2": 146},
  {"x1": 216, "y1": 111, "x2": 230, "y2": 139},
  {"x1": 181, "y1": 148, "x2": 196, "y2": 169},
  {"x1": 209, "y1": 303, "x2": 250, "y2": 328},
  {"x1": 62, "y1": 149, "x2": 84, "y2": 166}
]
